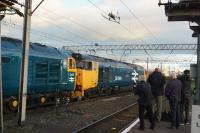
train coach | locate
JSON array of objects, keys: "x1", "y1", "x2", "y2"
[{"x1": 1, "y1": 37, "x2": 77, "y2": 111}]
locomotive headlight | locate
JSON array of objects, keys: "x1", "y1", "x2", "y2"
[
  {"x1": 40, "y1": 97, "x2": 46, "y2": 104},
  {"x1": 63, "y1": 59, "x2": 68, "y2": 68},
  {"x1": 12, "y1": 100, "x2": 18, "y2": 108}
]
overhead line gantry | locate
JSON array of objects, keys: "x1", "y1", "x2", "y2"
[{"x1": 63, "y1": 43, "x2": 197, "y2": 51}]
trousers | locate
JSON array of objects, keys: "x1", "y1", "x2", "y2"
[
  {"x1": 169, "y1": 100, "x2": 180, "y2": 128},
  {"x1": 139, "y1": 104, "x2": 155, "y2": 129},
  {"x1": 180, "y1": 96, "x2": 191, "y2": 123},
  {"x1": 153, "y1": 96, "x2": 163, "y2": 121}
]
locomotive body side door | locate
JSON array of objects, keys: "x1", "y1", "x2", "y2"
[
  {"x1": 67, "y1": 58, "x2": 76, "y2": 91},
  {"x1": 104, "y1": 67, "x2": 109, "y2": 89}
]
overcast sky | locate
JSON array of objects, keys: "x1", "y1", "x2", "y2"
[{"x1": 1, "y1": 0, "x2": 197, "y2": 71}]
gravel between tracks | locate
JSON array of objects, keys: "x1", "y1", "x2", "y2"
[{"x1": 4, "y1": 93, "x2": 137, "y2": 133}]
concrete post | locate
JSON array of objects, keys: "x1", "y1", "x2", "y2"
[
  {"x1": 197, "y1": 33, "x2": 200, "y2": 104},
  {"x1": 18, "y1": 0, "x2": 32, "y2": 126},
  {"x1": 0, "y1": 15, "x2": 4, "y2": 133}
]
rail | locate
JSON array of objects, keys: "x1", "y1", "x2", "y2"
[{"x1": 74, "y1": 102, "x2": 138, "y2": 133}]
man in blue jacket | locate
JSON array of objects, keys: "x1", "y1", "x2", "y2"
[
  {"x1": 135, "y1": 75, "x2": 155, "y2": 130},
  {"x1": 165, "y1": 72, "x2": 182, "y2": 129}
]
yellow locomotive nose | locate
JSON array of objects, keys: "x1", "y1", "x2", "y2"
[{"x1": 12, "y1": 100, "x2": 18, "y2": 108}]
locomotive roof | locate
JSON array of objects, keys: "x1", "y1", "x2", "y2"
[
  {"x1": 91, "y1": 55, "x2": 144, "y2": 69},
  {"x1": 1, "y1": 37, "x2": 71, "y2": 59},
  {"x1": 82, "y1": 54, "x2": 140, "y2": 69}
]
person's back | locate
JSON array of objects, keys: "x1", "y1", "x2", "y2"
[
  {"x1": 179, "y1": 70, "x2": 192, "y2": 125},
  {"x1": 165, "y1": 79, "x2": 182, "y2": 102},
  {"x1": 148, "y1": 71, "x2": 165, "y2": 96},
  {"x1": 165, "y1": 72, "x2": 182, "y2": 129},
  {"x1": 180, "y1": 74, "x2": 192, "y2": 97},
  {"x1": 135, "y1": 76, "x2": 155, "y2": 130},
  {"x1": 135, "y1": 81, "x2": 153, "y2": 105},
  {"x1": 147, "y1": 68, "x2": 166, "y2": 122}
]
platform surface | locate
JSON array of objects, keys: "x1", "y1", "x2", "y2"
[{"x1": 128, "y1": 120, "x2": 191, "y2": 133}]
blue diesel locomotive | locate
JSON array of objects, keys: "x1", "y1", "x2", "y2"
[{"x1": 1, "y1": 37, "x2": 76, "y2": 111}]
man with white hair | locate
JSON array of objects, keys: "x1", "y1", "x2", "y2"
[
  {"x1": 135, "y1": 75, "x2": 155, "y2": 130},
  {"x1": 165, "y1": 72, "x2": 182, "y2": 129}
]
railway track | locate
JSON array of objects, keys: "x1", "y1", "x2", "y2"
[
  {"x1": 74, "y1": 102, "x2": 138, "y2": 133},
  {"x1": 68, "y1": 91, "x2": 133, "y2": 106},
  {"x1": 4, "y1": 91, "x2": 134, "y2": 119}
]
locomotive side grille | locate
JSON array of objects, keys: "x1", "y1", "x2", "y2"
[
  {"x1": 49, "y1": 62, "x2": 60, "y2": 83},
  {"x1": 35, "y1": 62, "x2": 48, "y2": 83}
]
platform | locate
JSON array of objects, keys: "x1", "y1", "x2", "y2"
[{"x1": 127, "y1": 119, "x2": 191, "y2": 133}]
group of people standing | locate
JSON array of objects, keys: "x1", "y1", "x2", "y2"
[{"x1": 134, "y1": 68, "x2": 192, "y2": 130}]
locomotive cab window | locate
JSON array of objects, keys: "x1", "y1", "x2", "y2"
[
  {"x1": 68, "y1": 58, "x2": 75, "y2": 69},
  {"x1": 85, "y1": 61, "x2": 92, "y2": 70},
  {"x1": 76, "y1": 61, "x2": 84, "y2": 69},
  {"x1": 76, "y1": 61, "x2": 93, "y2": 70}
]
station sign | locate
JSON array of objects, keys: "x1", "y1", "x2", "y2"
[{"x1": 191, "y1": 105, "x2": 200, "y2": 133}]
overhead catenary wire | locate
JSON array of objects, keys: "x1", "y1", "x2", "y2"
[
  {"x1": 41, "y1": 7, "x2": 121, "y2": 45},
  {"x1": 86, "y1": 0, "x2": 155, "y2": 62},
  {"x1": 119, "y1": 0, "x2": 191, "y2": 65},
  {"x1": 118, "y1": 23, "x2": 146, "y2": 44},
  {"x1": 2, "y1": 21, "x2": 68, "y2": 46},
  {"x1": 120, "y1": 0, "x2": 163, "y2": 44},
  {"x1": 87, "y1": 0, "x2": 145, "y2": 43},
  {"x1": 33, "y1": 15, "x2": 93, "y2": 45},
  {"x1": 2, "y1": 19, "x2": 88, "y2": 45},
  {"x1": 120, "y1": 0, "x2": 166, "y2": 61},
  {"x1": 41, "y1": 2, "x2": 158, "y2": 64},
  {"x1": 87, "y1": 0, "x2": 107, "y2": 15}
]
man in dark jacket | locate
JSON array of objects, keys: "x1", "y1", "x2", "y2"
[
  {"x1": 147, "y1": 68, "x2": 166, "y2": 122},
  {"x1": 178, "y1": 70, "x2": 192, "y2": 125},
  {"x1": 165, "y1": 72, "x2": 182, "y2": 129},
  {"x1": 135, "y1": 75, "x2": 155, "y2": 130}
]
